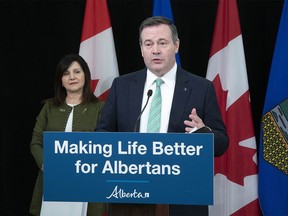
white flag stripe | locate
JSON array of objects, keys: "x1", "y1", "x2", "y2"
[
  {"x1": 207, "y1": 36, "x2": 249, "y2": 109},
  {"x1": 211, "y1": 174, "x2": 258, "y2": 216},
  {"x1": 79, "y1": 28, "x2": 118, "y2": 97}
]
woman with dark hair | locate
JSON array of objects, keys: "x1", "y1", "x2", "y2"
[{"x1": 29, "y1": 54, "x2": 106, "y2": 216}]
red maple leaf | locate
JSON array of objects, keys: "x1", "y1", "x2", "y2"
[
  {"x1": 90, "y1": 79, "x2": 99, "y2": 93},
  {"x1": 213, "y1": 75, "x2": 258, "y2": 185},
  {"x1": 231, "y1": 199, "x2": 261, "y2": 216}
]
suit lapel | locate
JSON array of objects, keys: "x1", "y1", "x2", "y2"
[
  {"x1": 168, "y1": 68, "x2": 192, "y2": 132},
  {"x1": 128, "y1": 70, "x2": 147, "y2": 131}
]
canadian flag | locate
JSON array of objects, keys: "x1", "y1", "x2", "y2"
[
  {"x1": 206, "y1": 0, "x2": 261, "y2": 215},
  {"x1": 79, "y1": 0, "x2": 119, "y2": 101}
]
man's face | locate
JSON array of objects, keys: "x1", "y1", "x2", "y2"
[{"x1": 140, "y1": 24, "x2": 179, "y2": 77}]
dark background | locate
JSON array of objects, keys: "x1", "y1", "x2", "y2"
[{"x1": 0, "y1": 0, "x2": 284, "y2": 215}]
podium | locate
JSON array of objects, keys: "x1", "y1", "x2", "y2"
[{"x1": 43, "y1": 132, "x2": 214, "y2": 216}]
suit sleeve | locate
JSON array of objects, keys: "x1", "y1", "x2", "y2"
[
  {"x1": 95, "y1": 79, "x2": 118, "y2": 132},
  {"x1": 30, "y1": 102, "x2": 48, "y2": 169}
]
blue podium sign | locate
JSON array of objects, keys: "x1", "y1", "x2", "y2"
[{"x1": 43, "y1": 132, "x2": 214, "y2": 205}]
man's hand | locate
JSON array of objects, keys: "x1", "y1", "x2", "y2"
[{"x1": 184, "y1": 108, "x2": 205, "y2": 133}]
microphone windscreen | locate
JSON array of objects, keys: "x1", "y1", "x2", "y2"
[{"x1": 147, "y1": 89, "x2": 153, "y2": 97}]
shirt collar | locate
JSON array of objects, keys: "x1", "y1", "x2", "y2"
[{"x1": 146, "y1": 63, "x2": 177, "y2": 88}]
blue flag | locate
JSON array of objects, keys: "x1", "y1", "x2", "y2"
[
  {"x1": 259, "y1": 0, "x2": 288, "y2": 215},
  {"x1": 153, "y1": 0, "x2": 181, "y2": 66}
]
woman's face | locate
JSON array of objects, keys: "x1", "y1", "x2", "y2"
[{"x1": 61, "y1": 61, "x2": 85, "y2": 94}]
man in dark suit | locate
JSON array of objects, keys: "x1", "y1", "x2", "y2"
[{"x1": 96, "y1": 16, "x2": 229, "y2": 216}]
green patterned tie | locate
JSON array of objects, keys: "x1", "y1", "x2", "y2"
[{"x1": 147, "y1": 78, "x2": 164, "y2": 133}]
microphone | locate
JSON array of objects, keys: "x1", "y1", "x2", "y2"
[{"x1": 134, "y1": 89, "x2": 153, "y2": 132}]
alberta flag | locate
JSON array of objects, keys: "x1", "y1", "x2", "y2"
[
  {"x1": 206, "y1": 0, "x2": 261, "y2": 215},
  {"x1": 258, "y1": 0, "x2": 288, "y2": 215},
  {"x1": 79, "y1": 0, "x2": 119, "y2": 101},
  {"x1": 153, "y1": 0, "x2": 181, "y2": 65}
]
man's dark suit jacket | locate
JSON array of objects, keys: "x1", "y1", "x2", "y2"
[{"x1": 96, "y1": 67, "x2": 229, "y2": 215}]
